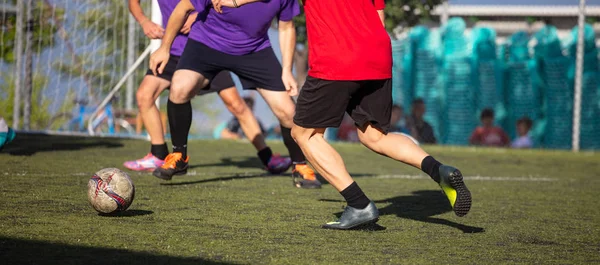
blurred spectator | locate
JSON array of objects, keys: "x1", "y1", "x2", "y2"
[
  {"x1": 389, "y1": 104, "x2": 409, "y2": 134},
  {"x1": 511, "y1": 117, "x2": 533, "y2": 149},
  {"x1": 0, "y1": 116, "x2": 16, "y2": 151},
  {"x1": 470, "y1": 108, "x2": 510, "y2": 147},
  {"x1": 220, "y1": 97, "x2": 266, "y2": 139},
  {"x1": 265, "y1": 125, "x2": 283, "y2": 140},
  {"x1": 337, "y1": 114, "x2": 359, "y2": 142},
  {"x1": 406, "y1": 99, "x2": 437, "y2": 144}
]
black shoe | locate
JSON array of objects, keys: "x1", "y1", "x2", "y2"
[
  {"x1": 322, "y1": 201, "x2": 379, "y2": 230},
  {"x1": 439, "y1": 165, "x2": 471, "y2": 217},
  {"x1": 152, "y1": 153, "x2": 189, "y2": 180}
]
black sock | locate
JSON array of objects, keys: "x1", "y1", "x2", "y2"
[
  {"x1": 257, "y1": 147, "x2": 273, "y2": 166},
  {"x1": 151, "y1": 143, "x2": 169, "y2": 160},
  {"x1": 280, "y1": 126, "x2": 305, "y2": 163},
  {"x1": 167, "y1": 100, "x2": 192, "y2": 158},
  {"x1": 421, "y1": 156, "x2": 442, "y2": 183},
  {"x1": 340, "y1": 182, "x2": 370, "y2": 209},
  {"x1": 173, "y1": 145, "x2": 187, "y2": 158}
]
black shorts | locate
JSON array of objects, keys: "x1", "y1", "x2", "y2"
[
  {"x1": 177, "y1": 39, "x2": 285, "y2": 92},
  {"x1": 145, "y1": 55, "x2": 235, "y2": 94},
  {"x1": 294, "y1": 76, "x2": 392, "y2": 133}
]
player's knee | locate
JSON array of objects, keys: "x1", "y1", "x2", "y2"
[
  {"x1": 169, "y1": 81, "x2": 194, "y2": 103},
  {"x1": 358, "y1": 128, "x2": 385, "y2": 147},
  {"x1": 272, "y1": 105, "x2": 295, "y2": 126},
  {"x1": 225, "y1": 98, "x2": 248, "y2": 118},
  {"x1": 291, "y1": 125, "x2": 308, "y2": 144},
  {"x1": 136, "y1": 89, "x2": 155, "y2": 110}
]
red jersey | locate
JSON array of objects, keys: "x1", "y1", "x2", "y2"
[
  {"x1": 303, "y1": 0, "x2": 392, "y2": 80},
  {"x1": 469, "y1": 126, "x2": 510, "y2": 147}
]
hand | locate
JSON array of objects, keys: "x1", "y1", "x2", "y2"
[
  {"x1": 281, "y1": 70, "x2": 298, "y2": 97},
  {"x1": 149, "y1": 47, "x2": 171, "y2": 76},
  {"x1": 180, "y1": 12, "x2": 198, "y2": 34},
  {"x1": 212, "y1": 0, "x2": 240, "y2": 13},
  {"x1": 141, "y1": 20, "x2": 165, "y2": 39}
]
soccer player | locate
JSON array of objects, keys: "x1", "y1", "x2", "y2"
[
  {"x1": 149, "y1": 0, "x2": 320, "y2": 188},
  {"x1": 124, "y1": 0, "x2": 292, "y2": 176},
  {"x1": 290, "y1": 0, "x2": 472, "y2": 229}
]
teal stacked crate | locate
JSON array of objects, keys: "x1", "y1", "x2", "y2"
[
  {"x1": 504, "y1": 31, "x2": 543, "y2": 140},
  {"x1": 580, "y1": 73, "x2": 600, "y2": 150},
  {"x1": 472, "y1": 27, "x2": 506, "y2": 128},
  {"x1": 567, "y1": 24, "x2": 600, "y2": 150},
  {"x1": 408, "y1": 26, "x2": 442, "y2": 140},
  {"x1": 441, "y1": 18, "x2": 476, "y2": 145},
  {"x1": 542, "y1": 57, "x2": 572, "y2": 149},
  {"x1": 534, "y1": 26, "x2": 572, "y2": 149},
  {"x1": 392, "y1": 39, "x2": 409, "y2": 107}
]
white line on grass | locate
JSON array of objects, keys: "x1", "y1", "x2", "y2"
[
  {"x1": 375, "y1": 174, "x2": 557, "y2": 182},
  {"x1": 3, "y1": 172, "x2": 558, "y2": 182}
]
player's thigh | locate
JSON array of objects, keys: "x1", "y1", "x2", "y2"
[
  {"x1": 170, "y1": 69, "x2": 207, "y2": 97},
  {"x1": 218, "y1": 88, "x2": 248, "y2": 116},
  {"x1": 256, "y1": 88, "x2": 295, "y2": 121},
  {"x1": 347, "y1": 79, "x2": 393, "y2": 132},
  {"x1": 294, "y1": 76, "x2": 358, "y2": 128}
]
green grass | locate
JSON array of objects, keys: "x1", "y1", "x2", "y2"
[{"x1": 1, "y1": 133, "x2": 600, "y2": 264}]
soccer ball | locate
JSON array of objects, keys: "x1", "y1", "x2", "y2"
[{"x1": 87, "y1": 168, "x2": 135, "y2": 214}]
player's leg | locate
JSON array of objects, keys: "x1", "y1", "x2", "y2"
[
  {"x1": 152, "y1": 40, "x2": 221, "y2": 180},
  {"x1": 228, "y1": 46, "x2": 319, "y2": 188},
  {"x1": 123, "y1": 57, "x2": 176, "y2": 171},
  {"x1": 211, "y1": 72, "x2": 291, "y2": 174},
  {"x1": 152, "y1": 69, "x2": 208, "y2": 180},
  {"x1": 292, "y1": 77, "x2": 378, "y2": 229},
  {"x1": 353, "y1": 79, "x2": 471, "y2": 217}
]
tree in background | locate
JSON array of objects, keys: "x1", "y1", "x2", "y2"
[
  {"x1": 0, "y1": 74, "x2": 64, "y2": 130},
  {"x1": 0, "y1": 0, "x2": 61, "y2": 63},
  {"x1": 292, "y1": 0, "x2": 442, "y2": 86},
  {"x1": 0, "y1": 0, "x2": 63, "y2": 129}
]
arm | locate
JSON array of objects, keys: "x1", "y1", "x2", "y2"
[
  {"x1": 128, "y1": 0, "x2": 164, "y2": 39},
  {"x1": 377, "y1": 10, "x2": 385, "y2": 26},
  {"x1": 221, "y1": 129, "x2": 241, "y2": 139},
  {"x1": 159, "y1": 0, "x2": 195, "y2": 52},
  {"x1": 149, "y1": 0, "x2": 195, "y2": 75},
  {"x1": 373, "y1": 0, "x2": 385, "y2": 26},
  {"x1": 279, "y1": 20, "x2": 298, "y2": 96},
  {"x1": 221, "y1": 119, "x2": 242, "y2": 139},
  {"x1": 469, "y1": 129, "x2": 480, "y2": 145}
]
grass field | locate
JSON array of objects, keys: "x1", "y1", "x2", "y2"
[{"x1": 1, "y1": 133, "x2": 599, "y2": 264}]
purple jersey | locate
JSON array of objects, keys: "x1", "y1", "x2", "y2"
[
  {"x1": 188, "y1": 0, "x2": 299, "y2": 55},
  {"x1": 158, "y1": 0, "x2": 188, "y2": 56}
]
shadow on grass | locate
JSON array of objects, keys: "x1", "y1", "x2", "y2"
[
  {"x1": 3, "y1": 133, "x2": 123, "y2": 156},
  {"x1": 188, "y1": 157, "x2": 263, "y2": 170},
  {"x1": 322, "y1": 190, "x2": 485, "y2": 234},
  {"x1": 0, "y1": 236, "x2": 235, "y2": 264},
  {"x1": 98, "y1": 209, "x2": 154, "y2": 217},
  {"x1": 187, "y1": 157, "x2": 375, "y2": 184},
  {"x1": 159, "y1": 173, "x2": 273, "y2": 186}
]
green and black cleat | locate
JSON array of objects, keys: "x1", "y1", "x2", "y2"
[
  {"x1": 439, "y1": 165, "x2": 471, "y2": 217},
  {"x1": 322, "y1": 201, "x2": 379, "y2": 230}
]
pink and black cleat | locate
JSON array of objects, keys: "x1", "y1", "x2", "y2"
[{"x1": 123, "y1": 153, "x2": 165, "y2": 172}]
